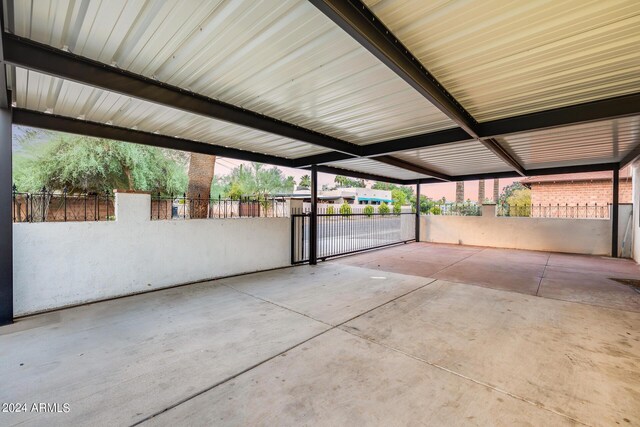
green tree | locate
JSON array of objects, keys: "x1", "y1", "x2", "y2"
[
  {"x1": 506, "y1": 188, "x2": 531, "y2": 206},
  {"x1": 429, "y1": 205, "x2": 442, "y2": 215},
  {"x1": 378, "y1": 202, "x2": 390, "y2": 215},
  {"x1": 410, "y1": 194, "x2": 437, "y2": 214},
  {"x1": 326, "y1": 205, "x2": 335, "y2": 215},
  {"x1": 212, "y1": 163, "x2": 295, "y2": 198},
  {"x1": 391, "y1": 188, "x2": 408, "y2": 206},
  {"x1": 299, "y1": 174, "x2": 311, "y2": 189},
  {"x1": 393, "y1": 202, "x2": 402, "y2": 214},
  {"x1": 499, "y1": 182, "x2": 528, "y2": 205},
  {"x1": 334, "y1": 175, "x2": 366, "y2": 188},
  {"x1": 13, "y1": 130, "x2": 187, "y2": 195},
  {"x1": 371, "y1": 182, "x2": 395, "y2": 191},
  {"x1": 373, "y1": 182, "x2": 414, "y2": 201},
  {"x1": 339, "y1": 202, "x2": 352, "y2": 216},
  {"x1": 363, "y1": 205, "x2": 374, "y2": 217}
]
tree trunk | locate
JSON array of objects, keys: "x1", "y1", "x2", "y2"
[
  {"x1": 455, "y1": 182, "x2": 464, "y2": 203},
  {"x1": 123, "y1": 166, "x2": 134, "y2": 190},
  {"x1": 478, "y1": 179, "x2": 485, "y2": 204},
  {"x1": 493, "y1": 179, "x2": 500, "y2": 202},
  {"x1": 187, "y1": 153, "x2": 216, "y2": 218}
]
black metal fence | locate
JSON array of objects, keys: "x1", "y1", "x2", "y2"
[
  {"x1": 427, "y1": 202, "x2": 481, "y2": 216},
  {"x1": 292, "y1": 208, "x2": 415, "y2": 264},
  {"x1": 497, "y1": 203, "x2": 610, "y2": 219},
  {"x1": 150, "y1": 194, "x2": 288, "y2": 220},
  {"x1": 12, "y1": 188, "x2": 114, "y2": 222}
]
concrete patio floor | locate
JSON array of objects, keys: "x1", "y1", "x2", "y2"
[
  {"x1": 335, "y1": 242, "x2": 640, "y2": 312},
  {"x1": 1, "y1": 243, "x2": 639, "y2": 426}
]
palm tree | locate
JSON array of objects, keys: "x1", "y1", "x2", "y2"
[
  {"x1": 478, "y1": 179, "x2": 485, "y2": 203},
  {"x1": 455, "y1": 182, "x2": 464, "y2": 203},
  {"x1": 299, "y1": 174, "x2": 311, "y2": 189}
]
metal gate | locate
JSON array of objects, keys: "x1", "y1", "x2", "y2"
[
  {"x1": 291, "y1": 212, "x2": 310, "y2": 264},
  {"x1": 291, "y1": 210, "x2": 416, "y2": 264}
]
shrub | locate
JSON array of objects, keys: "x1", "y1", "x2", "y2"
[
  {"x1": 363, "y1": 205, "x2": 374, "y2": 217},
  {"x1": 339, "y1": 202, "x2": 352, "y2": 216},
  {"x1": 393, "y1": 202, "x2": 402, "y2": 215},
  {"x1": 429, "y1": 205, "x2": 442, "y2": 215},
  {"x1": 378, "y1": 202, "x2": 390, "y2": 215},
  {"x1": 326, "y1": 205, "x2": 335, "y2": 215}
]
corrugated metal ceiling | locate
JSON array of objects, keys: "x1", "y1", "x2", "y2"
[
  {"x1": 497, "y1": 116, "x2": 640, "y2": 169},
  {"x1": 5, "y1": 0, "x2": 640, "y2": 180},
  {"x1": 391, "y1": 140, "x2": 513, "y2": 176},
  {"x1": 10, "y1": 0, "x2": 457, "y2": 145},
  {"x1": 326, "y1": 158, "x2": 431, "y2": 181},
  {"x1": 14, "y1": 67, "x2": 329, "y2": 159},
  {"x1": 364, "y1": 0, "x2": 640, "y2": 122}
]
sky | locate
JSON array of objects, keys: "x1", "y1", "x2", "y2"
[{"x1": 13, "y1": 125, "x2": 520, "y2": 202}]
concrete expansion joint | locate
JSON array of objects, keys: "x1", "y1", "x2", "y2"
[
  {"x1": 224, "y1": 269, "x2": 592, "y2": 427},
  {"x1": 341, "y1": 330, "x2": 593, "y2": 427},
  {"x1": 536, "y1": 253, "x2": 552, "y2": 296},
  {"x1": 132, "y1": 277, "x2": 440, "y2": 425}
]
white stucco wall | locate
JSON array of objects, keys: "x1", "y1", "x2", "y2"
[
  {"x1": 633, "y1": 164, "x2": 640, "y2": 263},
  {"x1": 420, "y1": 204, "x2": 632, "y2": 257},
  {"x1": 13, "y1": 193, "x2": 290, "y2": 316},
  {"x1": 618, "y1": 204, "x2": 634, "y2": 258}
]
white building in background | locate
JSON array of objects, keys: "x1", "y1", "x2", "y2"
[
  {"x1": 321, "y1": 188, "x2": 392, "y2": 205},
  {"x1": 290, "y1": 187, "x2": 393, "y2": 205}
]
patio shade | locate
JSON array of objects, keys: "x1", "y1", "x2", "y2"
[{"x1": 4, "y1": 0, "x2": 639, "y2": 183}]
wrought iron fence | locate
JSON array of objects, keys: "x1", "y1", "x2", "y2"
[
  {"x1": 12, "y1": 187, "x2": 114, "y2": 222},
  {"x1": 426, "y1": 202, "x2": 481, "y2": 216},
  {"x1": 150, "y1": 194, "x2": 288, "y2": 220},
  {"x1": 497, "y1": 203, "x2": 610, "y2": 219},
  {"x1": 292, "y1": 208, "x2": 415, "y2": 264}
]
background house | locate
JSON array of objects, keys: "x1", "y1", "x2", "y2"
[
  {"x1": 521, "y1": 168, "x2": 632, "y2": 206},
  {"x1": 290, "y1": 188, "x2": 393, "y2": 205}
]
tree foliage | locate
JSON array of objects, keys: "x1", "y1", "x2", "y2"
[
  {"x1": 506, "y1": 188, "x2": 531, "y2": 206},
  {"x1": 372, "y1": 182, "x2": 414, "y2": 202},
  {"x1": 429, "y1": 205, "x2": 442, "y2": 215},
  {"x1": 363, "y1": 205, "x2": 374, "y2": 217},
  {"x1": 298, "y1": 174, "x2": 311, "y2": 189},
  {"x1": 499, "y1": 182, "x2": 529, "y2": 205},
  {"x1": 378, "y1": 202, "x2": 390, "y2": 215},
  {"x1": 339, "y1": 202, "x2": 352, "y2": 216},
  {"x1": 13, "y1": 130, "x2": 187, "y2": 195},
  {"x1": 391, "y1": 188, "x2": 408, "y2": 206},
  {"x1": 210, "y1": 162, "x2": 295, "y2": 198},
  {"x1": 334, "y1": 175, "x2": 366, "y2": 188},
  {"x1": 410, "y1": 194, "x2": 443, "y2": 214}
]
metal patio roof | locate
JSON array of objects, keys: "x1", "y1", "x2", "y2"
[{"x1": 3, "y1": 0, "x2": 640, "y2": 184}]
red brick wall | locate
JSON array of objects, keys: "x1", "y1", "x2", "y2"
[{"x1": 529, "y1": 178, "x2": 632, "y2": 206}]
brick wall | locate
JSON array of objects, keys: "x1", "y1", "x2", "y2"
[{"x1": 530, "y1": 178, "x2": 632, "y2": 206}]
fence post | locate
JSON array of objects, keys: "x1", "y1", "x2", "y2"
[
  {"x1": 612, "y1": 168, "x2": 619, "y2": 257},
  {"x1": 41, "y1": 187, "x2": 46, "y2": 222},
  {"x1": 309, "y1": 165, "x2": 318, "y2": 265},
  {"x1": 11, "y1": 184, "x2": 16, "y2": 222},
  {"x1": 415, "y1": 181, "x2": 421, "y2": 242},
  {"x1": 63, "y1": 187, "x2": 67, "y2": 222}
]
